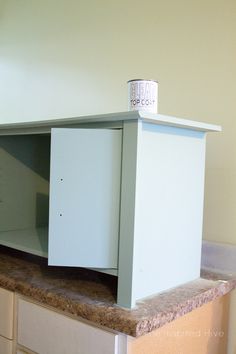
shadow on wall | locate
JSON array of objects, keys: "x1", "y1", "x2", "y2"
[
  {"x1": 36, "y1": 192, "x2": 49, "y2": 228},
  {"x1": 0, "y1": 134, "x2": 50, "y2": 180}
]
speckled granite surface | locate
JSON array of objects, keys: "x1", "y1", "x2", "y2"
[{"x1": 0, "y1": 245, "x2": 235, "y2": 337}]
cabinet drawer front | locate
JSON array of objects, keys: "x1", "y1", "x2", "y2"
[
  {"x1": 0, "y1": 288, "x2": 14, "y2": 339},
  {"x1": 18, "y1": 299, "x2": 118, "y2": 354},
  {"x1": 0, "y1": 335, "x2": 13, "y2": 354}
]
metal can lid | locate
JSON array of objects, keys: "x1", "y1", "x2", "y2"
[{"x1": 127, "y1": 79, "x2": 158, "y2": 83}]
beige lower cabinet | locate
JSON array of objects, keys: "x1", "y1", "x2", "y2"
[
  {"x1": 0, "y1": 287, "x2": 14, "y2": 354},
  {"x1": 126, "y1": 295, "x2": 229, "y2": 354},
  {"x1": 17, "y1": 298, "x2": 126, "y2": 354},
  {"x1": 0, "y1": 336, "x2": 13, "y2": 354},
  {"x1": 0, "y1": 289, "x2": 229, "y2": 354},
  {"x1": 0, "y1": 287, "x2": 14, "y2": 339}
]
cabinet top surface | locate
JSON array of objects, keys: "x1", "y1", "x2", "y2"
[
  {"x1": 0, "y1": 111, "x2": 221, "y2": 135},
  {"x1": 0, "y1": 246, "x2": 234, "y2": 338}
]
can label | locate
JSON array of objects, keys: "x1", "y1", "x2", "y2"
[{"x1": 128, "y1": 79, "x2": 158, "y2": 113}]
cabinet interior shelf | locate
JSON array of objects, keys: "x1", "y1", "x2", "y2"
[{"x1": 0, "y1": 228, "x2": 48, "y2": 258}]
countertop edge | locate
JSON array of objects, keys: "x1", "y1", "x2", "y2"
[
  {"x1": 134, "y1": 278, "x2": 236, "y2": 337},
  {"x1": 0, "y1": 248, "x2": 235, "y2": 338},
  {"x1": 1, "y1": 273, "x2": 235, "y2": 337}
]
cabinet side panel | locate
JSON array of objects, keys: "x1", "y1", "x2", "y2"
[
  {"x1": 117, "y1": 121, "x2": 140, "y2": 308},
  {"x1": 49, "y1": 128, "x2": 122, "y2": 268},
  {"x1": 132, "y1": 123, "x2": 206, "y2": 302}
]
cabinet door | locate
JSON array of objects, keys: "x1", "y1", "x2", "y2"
[
  {"x1": 0, "y1": 288, "x2": 14, "y2": 339},
  {"x1": 49, "y1": 128, "x2": 122, "y2": 268},
  {"x1": 0, "y1": 336, "x2": 13, "y2": 354}
]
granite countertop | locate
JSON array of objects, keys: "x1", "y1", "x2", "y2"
[{"x1": 0, "y1": 245, "x2": 235, "y2": 337}]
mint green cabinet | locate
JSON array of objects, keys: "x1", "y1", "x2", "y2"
[{"x1": 0, "y1": 112, "x2": 221, "y2": 308}]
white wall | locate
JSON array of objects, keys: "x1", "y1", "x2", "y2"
[{"x1": 0, "y1": 0, "x2": 236, "y2": 351}]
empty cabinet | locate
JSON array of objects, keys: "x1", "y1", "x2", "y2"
[{"x1": 0, "y1": 111, "x2": 221, "y2": 308}]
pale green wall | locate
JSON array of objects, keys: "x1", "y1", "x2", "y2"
[
  {"x1": 0, "y1": 0, "x2": 236, "y2": 351},
  {"x1": 2, "y1": 0, "x2": 235, "y2": 245}
]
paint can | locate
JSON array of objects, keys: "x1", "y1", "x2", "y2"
[{"x1": 127, "y1": 79, "x2": 158, "y2": 113}]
